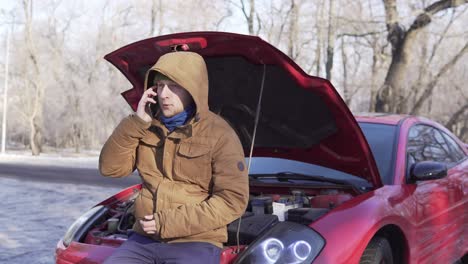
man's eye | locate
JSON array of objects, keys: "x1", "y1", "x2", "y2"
[{"x1": 168, "y1": 84, "x2": 181, "y2": 90}]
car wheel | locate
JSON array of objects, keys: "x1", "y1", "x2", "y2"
[
  {"x1": 454, "y1": 254, "x2": 467, "y2": 264},
  {"x1": 359, "y1": 236, "x2": 393, "y2": 264}
]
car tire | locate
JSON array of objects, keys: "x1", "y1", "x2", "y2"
[
  {"x1": 359, "y1": 236, "x2": 393, "y2": 264},
  {"x1": 454, "y1": 254, "x2": 467, "y2": 264}
]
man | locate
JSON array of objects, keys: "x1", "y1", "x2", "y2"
[{"x1": 99, "y1": 51, "x2": 249, "y2": 264}]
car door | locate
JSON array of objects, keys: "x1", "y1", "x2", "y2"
[
  {"x1": 438, "y1": 129, "x2": 468, "y2": 259},
  {"x1": 406, "y1": 124, "x2": 467, "y2": 263}
]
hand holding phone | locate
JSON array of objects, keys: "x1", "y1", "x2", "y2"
[{"x1": 136, "y1": 87, "x2": 158, "y2": 122}]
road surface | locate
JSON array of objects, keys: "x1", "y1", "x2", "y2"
[
  {"x1": 0, "y1": 163, "x2": 141, "y2": 188},
  {"x1": 0, "y1": 155, "x2": 141, "y2": 263}
]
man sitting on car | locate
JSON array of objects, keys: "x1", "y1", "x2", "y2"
[{"x1": 99, "y1": 51, "x2": 249, "y2": 264}]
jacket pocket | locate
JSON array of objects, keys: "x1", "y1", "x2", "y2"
[
  {"x1": 175, "y1": 143, "x2": 212, "y2": 186},
  {"x1": 178, "y1": 143, "x2": 210, "y2": 158}
]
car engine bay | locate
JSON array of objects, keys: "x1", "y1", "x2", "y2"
[{"x1": 81, "y1": 187, "x2": 354, "y2": 248}]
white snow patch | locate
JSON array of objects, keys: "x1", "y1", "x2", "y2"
[
  {"x1": 0, "y1": 177, "x2": 120, "y2": 264},
  {"x1": 0, "y1": 151, "x2": 99, "y2": 169},
  {"x1": 0, "y1": 233, "x2": 20, "y2": 249}
]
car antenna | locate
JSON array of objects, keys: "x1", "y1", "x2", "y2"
[{"x1": 234, "y1": 63, "x2": 267, "y2": 254}]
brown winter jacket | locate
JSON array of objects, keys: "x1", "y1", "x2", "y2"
[{"x1": 99, "y1": 52, "x2": 249, "y2": 248}]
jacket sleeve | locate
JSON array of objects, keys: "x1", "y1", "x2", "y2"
[
  {"x1": 154, "y1": 129, "x2": 249, "y2": 239},
  {"x1": 99, "y1": 114, "x2": 151, "y2": 177}
]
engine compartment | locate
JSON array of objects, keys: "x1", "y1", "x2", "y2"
[{"x1": 81, "y1": 187, "x2": 354, "y2": 248}]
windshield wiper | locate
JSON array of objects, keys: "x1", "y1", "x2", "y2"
[
  {"x1": 251, "y1": 172, "x2": 346, "y2": 184},
  {"x1": 250, "y1": 172, "x2": 372, "y2": 193}
]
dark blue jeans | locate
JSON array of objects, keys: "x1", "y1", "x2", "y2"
[{"x1": 103, "y1": 233, "x2": 222, "y2": 264}]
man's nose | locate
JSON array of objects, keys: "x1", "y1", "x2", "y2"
[{"x1": 159, "y1": 85, "x2": 170, "y2": 98}]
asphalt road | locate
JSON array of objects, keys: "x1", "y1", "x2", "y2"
[{"x1": 0, "y1": 163, "x2": 141, "y2": 188}]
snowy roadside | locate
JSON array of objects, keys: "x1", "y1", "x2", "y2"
[
  {"x1": 0, "y1": 150, "x2": 99, "y2": 169},
  {"x1": 0, "y1": 177, "x2": 120, "y2": 264}
]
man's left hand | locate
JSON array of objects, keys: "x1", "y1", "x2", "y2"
[{"x1": 139, "y1": 215, "x2": 157, "y2": 234}]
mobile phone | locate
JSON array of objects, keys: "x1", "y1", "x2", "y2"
[{"x1": 148, "y1": 88, "x2": 159, "y2": 117}]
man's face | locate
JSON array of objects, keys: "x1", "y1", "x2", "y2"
[{"x1": 155, "y1": 80, "x2": 193, "y2": 118}]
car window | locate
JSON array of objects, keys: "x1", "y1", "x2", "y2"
[
  {"x1": 358, "y1": 123, "x2": 397, "y2": 185},
  {"x1": 407, "y1": 125, "x2": 457, "y2": 167},
  {"x1": 246, "y1": 157, "x2": 371, "y2": 187},
  {"x1": 440, "y1": 131, "x2": 466, "y2": 162}
]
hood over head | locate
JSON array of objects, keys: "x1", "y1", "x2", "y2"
[{"x1": 144, "y1": 51, "x2": 209, "y2": 119}]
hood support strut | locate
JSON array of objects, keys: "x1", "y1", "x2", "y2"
[
  {"x1": 247, "y1": 64, "x2": 267, "y2": 172},
  {"x1": 235, "y1": 64, "x2": 267, "y2": 253}
]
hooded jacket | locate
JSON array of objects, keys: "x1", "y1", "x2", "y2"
[{"x1": 99, "y1": 52, "x2": 249, "y2": 248}]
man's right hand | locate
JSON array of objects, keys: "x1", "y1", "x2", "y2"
[{"x1": 136, "y1": 87, "x2": 158, "y2": 122}]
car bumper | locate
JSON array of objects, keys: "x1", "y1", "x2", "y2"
[
  {"x1": 56, "y1": 239, "x2": 246, "y2": 264},
  {"x1": 55, "y1": 239, "x2": 116, "y2": 264}
]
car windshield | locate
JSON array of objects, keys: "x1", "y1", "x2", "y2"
[
  {"x1": 246, "y1": 157, "x2": 371, "y2": 188},
  {"x1": 358, "y1": 122, "x2": 398, "y2": 185}
]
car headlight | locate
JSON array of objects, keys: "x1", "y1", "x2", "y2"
[
  {"x1": 234, "y1": 222, "x2": 325, "y2": 264},
  {"x1": 62, "y1": 205, "x2": 108, "y2": 247}
]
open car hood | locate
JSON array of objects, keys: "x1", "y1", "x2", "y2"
[{"x1": 104, "y1": 32, "x2": 382, "y2": 188}]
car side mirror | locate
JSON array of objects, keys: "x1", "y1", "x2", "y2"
[{"x1": 410, "y1": 161, "x2": 447, "y2": 182}]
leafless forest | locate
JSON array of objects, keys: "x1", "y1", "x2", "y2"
[{"x1": 0, "y1": 0, "x2": 467, "y2": 155}]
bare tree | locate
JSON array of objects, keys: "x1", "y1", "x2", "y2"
[
  {"x1": 312, "y1": 0, "x2": 326, "y2": 76},
  {"x1": 368, "y1": 35, "x2": 384, "y2": 112},
  {"x1": 376, "y1": 0, "x2": 468, "y2": 113},
  {"x1": 445, "y1": 101, "x2": 468, "y2": 141},
  {"x1": 234, "y1": 0, "x2": 260, "y2": 35},
  {"x1": 2, "y1": 0, "x2": 467, "y2": 153},
  {"x1": 287, "y1": 0, "x2": 298, "y2": 59},
  {"x1": 325, "y1": 0, "x2": 336, "y2": 80},
  {"x1": 242, "y1": 0, "x2": 255, "y2": 35},
  {"x1": 410, "y1": 42, "x2": 467, "y2": 114},
  {"x1": 149, "y1": 0, "x2": 164, "y2": 36},
  {"x1": 22, "y1": 0, "x2": 45, "y2": 155}
]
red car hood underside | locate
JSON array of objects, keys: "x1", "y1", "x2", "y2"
[{"x1": 104, "y1": 32, "x2": 382, "y2": 188}]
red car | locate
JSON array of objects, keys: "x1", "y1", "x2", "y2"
[{"x1": 55, "y1": 32, "x2": 467, "y2": 264}]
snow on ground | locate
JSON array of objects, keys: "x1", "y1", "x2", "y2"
[
  {"x1": 0, "y1": 177, "x2": 120, "y2": 264},
  {"x1": 0, "y1": 150, "x2": 99, "y2": 169}
]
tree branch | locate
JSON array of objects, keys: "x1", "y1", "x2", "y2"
[
  {"x1": 215, "y1": 9, "x2": 233, "y2": 30},
  {"x1": 445, "y1": 102, "x2": 468, "y2": 130},
  {"x1": 454, "y1": 84, "x2": 468, "y2": 100},
  {"x1": 336, "y1": 30, "x2": 385, "y2": 38},
  {"x1": 239, "y1": 0, "x2": 249, "y2": 21},
  {"x1": 411, "y1": 42, "x2": 468, "y2": 114},
  {"x1": 383, "y1": 0, "x2": 404, "y2": 54},
  {"x1": 409, "y1": 0, "x2": 468, "y2": 31}
]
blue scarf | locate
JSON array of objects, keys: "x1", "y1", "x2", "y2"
[{"x1": 160, "y1": 105, "x2": 195, "y2": 132}]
